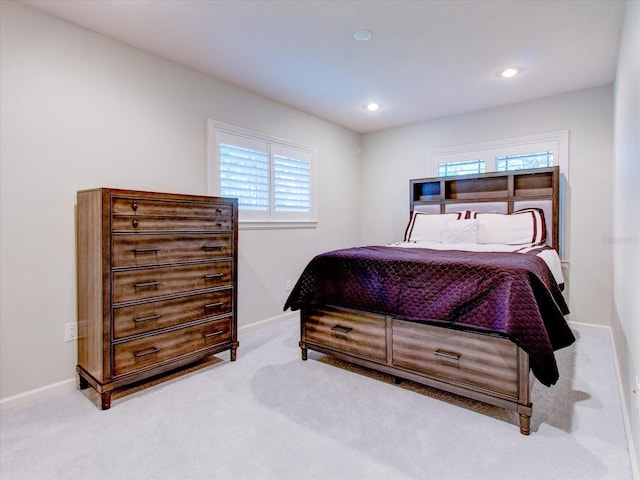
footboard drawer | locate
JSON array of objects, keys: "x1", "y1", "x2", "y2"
[
  {"x1": 392, "y1": 319, "x2": 519, "y2": 397},
  {"x1": 303, "y1": 307, "x2": 386, "y2": 361}
]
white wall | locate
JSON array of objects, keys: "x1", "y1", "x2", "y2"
[
  {"x1": 612, "y1": 0, "x2": 640, "y2": 470},
  {"x1": 0, "y1": 2, "x2": 362, "y2": 399},
  {"x1": 360, "y1": 86, "x2": 615, "y2": 328}
]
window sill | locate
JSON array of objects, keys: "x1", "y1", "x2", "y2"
[{"x1": 239, "y1": 221, "x2": 318, "y2": 231}]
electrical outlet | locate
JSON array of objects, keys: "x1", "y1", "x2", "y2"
[
  {"x1": 285, "y1": 279, "x2": 292, "y2": 291},
  {"x1": 65, "y1": 322, "x2": 78, "y2": 342}
]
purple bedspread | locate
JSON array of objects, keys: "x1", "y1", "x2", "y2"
[{"x1": 284, "y1": 246, "x2": 574, "y2": 386}]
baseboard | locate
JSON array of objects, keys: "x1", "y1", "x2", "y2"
[
  {"x1": 0, "y1": 311, "x2": 300, "y2": 413},
  {"x1": 0, "y1": 378, "x2": 76, "y2": 413},
  {"x1": 238, "y1": 311, "x2": 298, "y2": 333},
  {"x1": 567, "y1": 319, "x2": 611, "y2": 329},
  {"x1": 606, "y1": 327, "x2": 640, "y2": 480}
]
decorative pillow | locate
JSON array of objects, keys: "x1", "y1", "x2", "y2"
[
  {"x1": 440, "y1": 219, "x2": 479, "y2": 244},
  {"x1": 404, "y1": 212, "x2": 464, "y2": 242},
  {"x1": 472, "y1": 208, "x2": 546, "y2": 245}
]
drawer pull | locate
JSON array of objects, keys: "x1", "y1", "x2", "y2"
[
  {"x1": 133, "y1": 314, "x2": 160, "y2": 323},
  {"x1": 203, "y1": 330, "x2": 224, "y2": 339},
  {"x1": 204, "y1": 273, "x2": 223, "y2": 280},
  {"x1": 132, "y1": 203, "x2": 138, "y2": 211},
  {"x1": 203, "y1": 245, "x2": 224, "y2": 251},
  {"x1": 203, "y1": 302, "x2": 224, "y2": 310},
  {"x1": 133, "y1": 347, "x2": 159, "y2": 358},
  {"x1": 133, "y1": 281, "x2": 160, "y2": 289},
  {"x1": 133, "y1": 248, "x2": 160, "y2": 255},
  {"x1": 331, "y1": 325, "x2": 352, "y2": 335},
  {"x1": 216, "y1": 222, "x2": 223, "y2": 227},
  {"x1": 132, "y1": 219, "x2": 139, "y2": 228},
  {"x1": 433, "y1": 350, "x2": 461, "y2": 361},
  {"x1": 216, "y1": 208, "x2": 223, "y2": 213}
]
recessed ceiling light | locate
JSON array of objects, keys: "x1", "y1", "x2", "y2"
[
  {"x1": 365, "y1": 103, "x2": 381, "y2": 112},
  {"x1": 353, "y1": 29, "x2": 373, "y2": 42},
  {"x1": 498, "y1": 67, "x2": 521, "y2": 78}
]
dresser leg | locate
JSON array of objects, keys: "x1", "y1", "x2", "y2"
[
  {"x1": 78, "y1": 375, "x2": 89, "y2": 390},
  {"x1": 519, "y1": 414, "x2": 531, "y2": 435},
  {"x1": 101, "y1": 392, "x2": 112, "y2": 410},
  {"x1": 230, "y1": 346, "x2": 237, "y2": 362}
]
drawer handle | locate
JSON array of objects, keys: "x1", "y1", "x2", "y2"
[
  {"x1": 133, "y1": 248, "x2": 159, "y2": 255},
  {"x1": 133, "y1": 281, "x2": 159, "y2": 289},
  {"x1": 433, "y1": 350, "x2": 461, "y2": 361},
  {"x1": 132, "y1": 203, "x2": 138, "y2": 211},
  {"x1": 204, "y1": 273, "x2": 223, "y2": 280},
  {"x1": 331, "y1": 325, "x2": 352, "y2": 335},
  {"x1": 216, "y1": 222, "x2": 223, "y2": 227},
  {"x1": 216, "y1": 208, "x2": 223, "y2": 213},
  {"x1": 203, "y1": 330, "x2": 224, "y2": 339},
  {"x1": 133, "y1": 314, "x2": 160, "y2": 323},
  {"x1": 203, "y1": 302, "x2": 224, "y2": 310},
  {"x1": 133, "y1": 347, "x2": 159, "y2": 358},
  {"x1": 132, "y1": 219, "x2": 139, "y2": 228},
  {"x1": 203, "y1": 245, "x2": 224, "y2": 251}
]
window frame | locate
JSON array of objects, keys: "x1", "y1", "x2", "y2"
[
  {"x1": 430, "y1": 130, "x2": 569, "y2": 179},
  {"x1": 207, "y1": 120, "x2": 317, "y2": 229}
]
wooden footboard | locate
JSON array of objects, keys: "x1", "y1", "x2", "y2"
[{"x1": 300, "y1": 305, "x2": 533, "y2": 435}]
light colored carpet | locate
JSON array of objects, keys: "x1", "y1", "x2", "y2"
[{"x1": 0, "y1": 317, "x2": 633, "y2": 480}]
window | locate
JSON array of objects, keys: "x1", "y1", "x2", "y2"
[
  {"x1": 495, "y1": 151, "x2": 554, "y2": 172},
  {"x1": 208, "y1": 121, "x2": 316, "y2": 227},
  {"x1": 432, "y1": 131, "x2": 568, "y2": 178},
  {"x1": 219, "y1": 141, "x2": 269, "y2": 211},
  {"x1": 438, "y1": 159, "x2": 485, "y2": 177}
]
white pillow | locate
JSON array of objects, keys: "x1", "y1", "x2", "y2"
[
  {"x1": 440, "y1": 219, "x2": 479, "y2": 244},
  {"x1": 473, "y1": 209, "x2": 546, "y2": 245},
  {"x1": 404, "y1": 212, "x2": 463, "y2": 242}
]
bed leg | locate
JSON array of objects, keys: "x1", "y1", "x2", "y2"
[{"x1": 519, "y1": 414, "x2": 531, "y2": 435}]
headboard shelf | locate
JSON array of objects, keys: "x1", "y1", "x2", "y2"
[
  {"x1": 445, "y1": 176, "x2": 508, "y2": 200},
  {"x1": 410, "y1": 167, "x2": 558, "y2": 205},
  {"x1": 410, "y1": 167, "x2": 560, "y2": 251},
  {"x1": 514, "y1": 188, "x2": 554, "y2": 198}
]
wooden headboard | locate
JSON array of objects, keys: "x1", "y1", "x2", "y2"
[{"x1": 409, "y1": 167, "x2": 560, "y2": 251}]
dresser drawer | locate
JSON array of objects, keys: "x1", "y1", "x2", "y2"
[
  {"x1": 112, "y1": 197, "x2": 233, "y2": 218},
  {"x1": 112, "y1": 233, "x2": 233, "y2": 267},
  {"x1": 113, "y1": 289, "x2": 233, "y2": 339},
  {"x1": 304, "y1": 307, "x2": 386, "y2": 361},
  {"x1": 112, "y1": 215, "x2": 232, "y2": 232},
  {"x1": 112, "y1": 261, "x2": 232, "y2": 304},
  {"x1": 392, "y1": 320, "x2": 518, "y2": 397},
  {"x1": 112, "y1": 317, "x2": 232, "y2": 377}
]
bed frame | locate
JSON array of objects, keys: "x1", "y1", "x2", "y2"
[{"x1": 298, "y1": 167, "x2": 560, "y2": 435}]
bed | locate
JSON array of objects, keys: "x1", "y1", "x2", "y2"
[{"x1": 284, "y1": 167, "x2": 574, "y2": 435}]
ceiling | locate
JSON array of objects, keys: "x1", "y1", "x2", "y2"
[{"x1": 23, "y1": 0, "x2": 626, "y2": 134}]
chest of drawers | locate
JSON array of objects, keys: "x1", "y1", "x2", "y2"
[{"x1": 76, "y1": 188, "x2": 238, "y2": 409}]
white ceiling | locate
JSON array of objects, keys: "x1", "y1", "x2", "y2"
[{"x1": 23, "y1": 0, "x2": 626, "y2": 134}]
